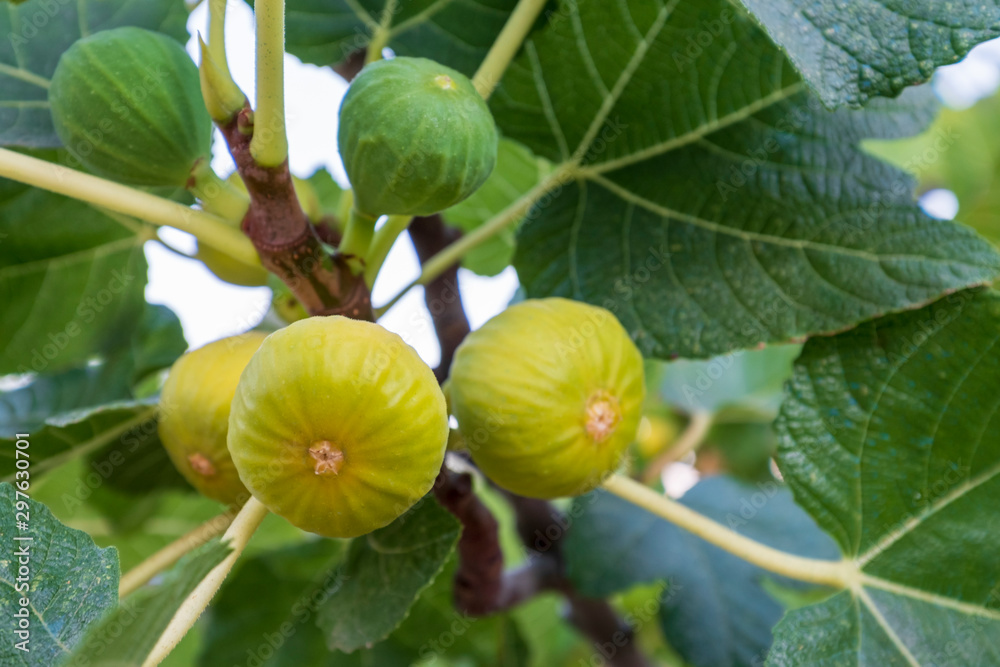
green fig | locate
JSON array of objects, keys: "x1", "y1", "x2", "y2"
[
  {"x1": 338, "y1": 57, "x2": 498, "y2": 217},
  {"x1": 228, "y1": 316, "x2": 448, "y2": 538},
  {"x1": 158, "y1": 333, "x2": 268, "y2": 506},
  {"x1": 49, "y1": 27, "x2": 213, "y2": 187},
  {"x1": 450, "y1": 298, "x2": 646, "y2": 499}
]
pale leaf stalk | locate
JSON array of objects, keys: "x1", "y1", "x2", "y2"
[
  {"x1": 0, "y1": 148, "x2": 260, "y2": 267},
  {"x1": 364, "y1": 214, "x2": 412, "y2": 286},
  {"x1": 601, "y1": 474, "x2": 851, "y2": 588},
  {"x1": 188, "y1": 159, "x2": 250, "y2": 223},
  {"x1": 142, "y1": 498, "x2": 270, "y2": 667},
  {"x1": 472, "y1": 0, "x2": 548, "y2": 99},
  {"x1": 250, "y1": 0, "x2": 289, "y2": 167},
  {"x1": 365, "y1": 0, "x2": 397, "y2": 64},
  {"x1": 118, "y1": 512, "x2": 235, "y2": 598}
]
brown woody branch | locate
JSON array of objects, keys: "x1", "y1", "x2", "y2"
[
  {"x1": 217, "y1": 105, "x2": 372, "y2": 320},
  {"x1": 432, "y1": 469, "x2": 652, "y2": 667}
]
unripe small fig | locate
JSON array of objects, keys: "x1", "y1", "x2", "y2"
[
  {"x1": 196, "y1": 244, "x2": 270, "y2": 287},
  {"x1": 49, "y1": 27, "x2": 213, "y2": 187},
  {"x1": 158, "y1": 333, "x2": 268, "y2": 506},
  {"x1": 450, "y1": 298, "x2": 645, "y2": 499},
  {"x1": 338, "y1": 57, "x2": 498, "y2": 217},
  {"x1": 228, "y1": 317, "x2": 448, "y2": 538}
]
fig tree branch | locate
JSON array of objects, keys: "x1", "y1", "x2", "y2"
[
  {"x1": 431, "y1": 468, "x2": 653, "y2": 667},
  {"x1": 471, "y1": 0, "x2": 549, "y2": 99},
  {"x1": 602, "y1": 473, "x2": 852, "y2": 587},
  {"x1": 218, "y1": 108, "x2": 373, "y2": 319},
  {"x1": 143, "y1": 497, "x2": 270, "y2": 667},
  {"x1": 118, "y1": 511, "x2": 235, "y2": 598},
  {"x1": 0, "y1": 148, "x2": 260, "y2": 267},
  {"x1": 250, "y1": 0, "x2": 289, "y2": 167},
  {"x1": 499, "y1": 491, "x2": 654, "y2": 667}
]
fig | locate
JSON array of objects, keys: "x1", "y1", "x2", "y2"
[
  {"x1": 338, "y1": 57, "x2": 498, "y2": 217},
  {"x1": 196, "y1": 244, "x2": 270, "y2": 287},
  {"x1": 450, "y1": 298, "x2": 645, "y2": 499},
  {"x1": 49, "y1": 27, "x2": 213, "y2": 187},
  {"x1": 158, "y1": 333, "x2": 268, "y2": 506},
  {"x1": 227, "y1": 317, "x2": 448, "y2": 538}
]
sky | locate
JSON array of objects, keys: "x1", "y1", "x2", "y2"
[{"x1": 145, "y1": 2, "x2": 1000, "y2": 366}]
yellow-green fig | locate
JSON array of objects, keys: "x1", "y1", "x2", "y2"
[
  {"x1": 450, "y1": 298, "x2": 645, "y2": 499},
  {"x1": 158, "y1": 333, "x2": 268, "y2": 506},
  {"x1": 338, "y1": 57, "x2": 498, "y2": 217},
  {"x1": 228, "y1": 317, "x2": 448, "y2": 538}
]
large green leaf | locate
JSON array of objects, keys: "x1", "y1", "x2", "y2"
[
  {"x1": 316, "y1": 496, "x2": 461, "y2": 653},
  {"x1": 771, "y1": 288, "x2": 1000, "y2": 665},
  {"x1": 0, "y1": 180, "x2": 151, "y2": 375},
  {"x1": 0, "y1": 303, "x2": 186, "y2": 436},
  {"x1": 0, "y1": 0, "x2": 189, "y2": 147},
  {"x1": 263, "y1": 0, "x2": 521, "y2": 76},
  {"x1": 59, "y1": 539, "x2": 231, "y2": 666},
  {"x1": 498, "y1": 0, "x2": 1000, "y2": 360},
  {"x1": 0, "y1": 399, "x2": 158, "y2": 483},
  {"x1": 738, "y1": 0, "x2": 1000, "y2": 108},
  {"x1": 0, "y1": 483, "x2": 119, "y2": 665},
  {"x1": 564, "y1": 477, "x2": 838, "y2": 667}
]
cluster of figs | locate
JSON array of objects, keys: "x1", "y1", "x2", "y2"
[{"x1": 52, "y1": 27, "x2": 645, "y2": 537}]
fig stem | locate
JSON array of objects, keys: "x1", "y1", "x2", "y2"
[
  {"x1": 602, "y1": 474, "x2": 853, "y2": 588},
  {"x1": 143, "y1": 497, "x2": 270, "y2": 666},
  {"x1": 471, "y1": 0, "x2": 549, "y2": 99},
  {"x1": 364, "y1": 0, "x2": 397, "y2": 64},
  {"x1": 249, "y1": 0, "x2": 289, "y2": 167},
  {"x1": 364, "y1": 214, "x2": 412, "y2": 286},
  {"x1": 188, "y1": 159, "x2": 250, "y2": 223},
  {"x1": 0, "y1": 148, "x2": 261, "y2": 267},
  {"x1": 118, "y1": 511, "x2": 235, "y2": 598},
  {"x1": 339, "y1": 206, "x2": 379, "y2": 274}
]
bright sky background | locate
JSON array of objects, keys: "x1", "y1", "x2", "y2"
[{"x1": 145, "y1": 2, "x2": 1000, "y2": 369}]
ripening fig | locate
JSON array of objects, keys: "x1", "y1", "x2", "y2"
[
  {"x1": 227, "y1": 317, "x2": 448, "y2": 538},
  {"x1": 450, "y1": 298, "x2": 645, "y2": 499},
  {"x1": 49, "y1": 27, "x2": 213, "y2": 187},
  {"x1": 338, "y1": 57, "x2": 498, "y2": 217},
  {"x1": 158, "y1": 333, "x2": 268, "y2": 506}
]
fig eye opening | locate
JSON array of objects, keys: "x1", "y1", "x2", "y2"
[
  {"x1": 309, "y1": 441, "x2": 345, "y2": 475},
  {"x1": 584, "y1": 391, "x2": 622, "y2": 443},
  {"x1": 434, "y1": 74, "x2": 456, "y2": 90},
  {"x1": 188, "y1": 453, "x2": 218, "y2": 477}
]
